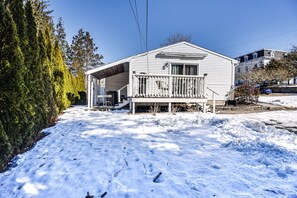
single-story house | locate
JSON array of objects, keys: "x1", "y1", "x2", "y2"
[{"x1": 86, "y1": 41, "x2": 238, "y2": 114}]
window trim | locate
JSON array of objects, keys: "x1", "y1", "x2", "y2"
[
  {"x1": 253, "y1": 52, "x2": 258, "y2": 59},
  {"x1": 170, "y1": 63, "x2": 200, "y2": 75}
]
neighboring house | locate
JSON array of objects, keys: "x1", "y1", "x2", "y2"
[
  {"x1": 234, "y1": 49, "x2": 295, "y2": 84},
  {"x1": 86, "y1": 42, "x2": 238, "y2": 114}
]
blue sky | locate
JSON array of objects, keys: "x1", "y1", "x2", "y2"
[{"x1": 50, "y1": 0, "x2": 297, "y2": 63}]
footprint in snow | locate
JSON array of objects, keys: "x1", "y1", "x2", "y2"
[
  {"x1": 211, "y1": 164, "x2": 220, "y2": 169},
  {"x1": 185, "y1": 180, "x2": 204, "y2": 192},
  {"x1": 148, "y1": 163, "x2": 154, "y2": 173}
]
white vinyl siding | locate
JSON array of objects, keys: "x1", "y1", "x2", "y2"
[
  {"x1": 130, "y1": 43, "x2": 233, "y2": 100},
  {"x1": 105, "y1": 72, "x2": 129, "y2": 95}
]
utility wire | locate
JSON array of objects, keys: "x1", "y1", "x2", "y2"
[
  {"x1": 146, "y1": 0, "x2": 148, "y2": 52},
  {"x1": 134, "y1": 0, "x2": 139, "y2": 23},
  {"x1": 134, "y1": 0, "x2": 143, "y2": 50},
  {"x1": 217, "y1": 28, "x2": 297, "y2": 50},
  {"x1": 146, "y1": 0, "x2": 149, "y2": 73},
  {"x1": 128, "y1": 0, "x2": 145, "y2": 51}
]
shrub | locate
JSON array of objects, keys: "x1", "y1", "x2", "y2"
[{"x1": 234, "y1": 83, "x2": 260, "y2": 104}]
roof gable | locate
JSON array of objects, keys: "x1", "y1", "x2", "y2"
[
  {"x1": 130, "y1": 42, "x2": 237, "y2": 62},
  {"x1": 87, "y1": 42, "x2": 237, "y2": 75}
]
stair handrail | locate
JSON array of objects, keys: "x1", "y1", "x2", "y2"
[
  {"x1": 118, "y1": 84, "x2": 129, "y2": 103},
  {"x1": 206, "y1": 87, "x2": 219, "y2": 95},
  {"x1": 206, "y1": 87, "x2": 219, "y2": 113}
]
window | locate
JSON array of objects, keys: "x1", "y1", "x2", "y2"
[
  {"x1": 171, "y1": 64, "x2": 183, "y2": 75},
  {"x1": 185, "y1": 65, "x2": 198, "y2": 75},
  {"x1": 237, "y1": 67, "x2": 240, "y2": 73},
  {"x1": 270, "y1": 50, "x2": 275, "y2": 57},
  {"x1": 244, "y1": 55, "x2": 248, "y2": 62},
  {"x1": 253, "y1": 53, "x2": 258, "y2": 59},
  {"x1": 171, "y1": 64, "x2": 198, "y2": 75}
]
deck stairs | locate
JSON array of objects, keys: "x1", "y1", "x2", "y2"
[{"x1": 113, "y1": 99, "x2": 130, "y2": 110}]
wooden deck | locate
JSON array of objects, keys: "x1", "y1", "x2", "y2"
[{"x1": 130, "y1": 74, "x2": 208, "y2": 114}]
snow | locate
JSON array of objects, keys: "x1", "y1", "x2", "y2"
[
  {"x1": 0, "y1": 107, "x2": 297, "y2": 197},
  {"x1": 259, "y1": 95, "x2": 297, "y2": 108}
]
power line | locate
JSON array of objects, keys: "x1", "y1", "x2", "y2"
[
  {"x1": 146, "y1": 0, "x2": 148, "y2": 52},
  {"x1": 218, "y1": 28, "x2": 297, "y2": 50},
  {"x1": 134, "y1": 0, "x2": 139, "y2": 23},
  {"x1": 134, "y1": 0, "x2": 144, "y2": 51},
  {"x1": 146, "y1": 0, "x2": 149, "y2": 73},
  {"x1": 128, "y1": 0, "x2": 145, "y2": 51}
]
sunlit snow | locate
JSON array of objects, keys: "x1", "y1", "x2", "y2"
[{"x1": 0, "y1": 106, "x2": 297, "y2": 197}]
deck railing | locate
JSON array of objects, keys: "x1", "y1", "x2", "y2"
[{"x1": 132, "y1": 74, "x2": 206, "y2": 98}]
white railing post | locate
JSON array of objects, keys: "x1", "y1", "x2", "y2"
[
  {"x1": 203, "y1": 73, "x2": 207, "y2": 98},
  {"x1": 132, "y1": 74, "x2": 137, "y2": 97},
  {"x1": 168, "y1": 76, "x2": 172, "y2": 98}
]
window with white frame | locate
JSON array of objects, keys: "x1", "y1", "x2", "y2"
[
  {"x1": 253, "y1": 53, "x2": 258, "y2": 59},
  {"x1": 270, "y1": 50, "x2": 275, "y2": 57},
  {"x1": 171, "y1": 64, "x2": 198, "y2": 75},
  {"x1": 244, "y1": 55, "x2": 248, "y2": 62}
]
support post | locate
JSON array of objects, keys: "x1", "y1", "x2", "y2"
[
  {"x1": 212, "y1": 92, "x2": 216, "y2": 113},
  {"x1": 203, "y1": 102, "x2": 206, "y2": 113},
  {"x1": 90, "y1": 81, "x2": 94, "y2": 108},
  {"x1": 118, "y1": 90, "x2": 121, "y2": 104},
  {"x1": 87, "y1": 74, "x2": 92, "y2": 109},
  {"x1": 93, "y1": 79, "x2": 97, "y2": 106},
  {"x1": 132, "y1": 102, "x2": 135, "y2": 115},
  {"x1": 129, "y1": 99, "x2": 132, "y2": 112},
  {"x1": 168, "y1": 102, "x2": 171, "y2": 113}
]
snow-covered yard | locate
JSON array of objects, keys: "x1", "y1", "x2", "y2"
[
  {"x1": 259, "y1": 94, "x2": 297, "y2": 108},
  {"x1": 1, "y1": 107, "x2": 297, "y2": 198}
]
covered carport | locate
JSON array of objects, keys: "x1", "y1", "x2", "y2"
[{"x1": 86, "y1": 58, "x2": 130, "y2": 109}]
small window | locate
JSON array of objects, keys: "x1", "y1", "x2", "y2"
[
  {"x1": 185, "y1": 65, "x2": 198, "y2": 75},
  {"x1": 244, "y1": 55, "x2": 248, "y2": 62},
  {"x1": 253, "y1": 53, "x2": 257, "y2": 59},
  {"x1": 270, "y1": 51, "x2": 275, "y2": 57},
  {"x1": 245, "y1": 66, "x2": 249, "y2": 72},
  {"x1": 171, "y1": 64, "x2": 183, "y2": 75}
]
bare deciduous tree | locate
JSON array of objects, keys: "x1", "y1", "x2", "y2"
[{"x1": 160, "y1": 32, "x2": 192, "y2": 47}]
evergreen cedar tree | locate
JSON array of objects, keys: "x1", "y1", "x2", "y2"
[{"x1": 0, "y1": 0, "x2": 103, "y2": 170}]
